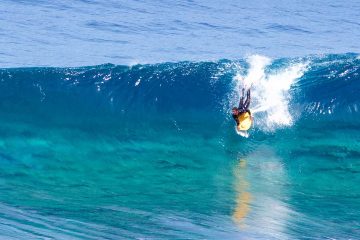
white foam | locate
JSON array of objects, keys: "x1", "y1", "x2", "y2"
[{"x1": 233, "y1": 55, "x2": 308, "y2": 131}]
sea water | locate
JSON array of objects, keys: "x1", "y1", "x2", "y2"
[
  {"x1": 1, "y1": 0, "x2": 360, "y2": 67},
  {"x1": 0, "y1": 55, "x2": 359, "y2": 239},
  {"x1": 0, "y1": 1, "x2": 360, "y2": 239}
]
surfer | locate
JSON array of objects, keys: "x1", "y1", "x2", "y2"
[{"x1": 232, "y1": 88, "x2": 253, "y2": 132}]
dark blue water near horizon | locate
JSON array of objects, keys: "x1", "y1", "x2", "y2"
[
  {"x1": 0, "y1": 0, "x2": 360, "y2": 239},
  {"x1": 0, "y1": 0, "x2": 359, "y2": 67}
]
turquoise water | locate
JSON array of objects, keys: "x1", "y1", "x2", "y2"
[{"x1": 0, "y1": 54, "x2": 359, "y2": 239}]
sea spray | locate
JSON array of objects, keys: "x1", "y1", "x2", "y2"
[{"x1": 232, "y1": 55, "x2": 308, "y2": 131}]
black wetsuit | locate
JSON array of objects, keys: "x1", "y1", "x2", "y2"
[{"x1": 232, "y1": 89, "x2": 251, "y2": 125}]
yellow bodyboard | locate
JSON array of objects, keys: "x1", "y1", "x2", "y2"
[{"x1": 237, "y1": 112, "x2": 252, "y2": 131}]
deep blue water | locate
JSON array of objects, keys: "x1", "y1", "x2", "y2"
[
  {"x1": 0, "y1": 1, "x2": 360, "y2": 240},
  {"x1": 1, "y1": 0, "x2": 360, "y2": 67}
]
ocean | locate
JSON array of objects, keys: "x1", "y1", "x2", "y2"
[{"x1": 0, "y1": 1, "x2": 359, "y2": 239}]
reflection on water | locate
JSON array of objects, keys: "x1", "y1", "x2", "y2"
[
  {"x1": 232, "y1": 148, "x2": 295, "y2": 239},
  {"x1": 233, "y1": 159, "x2": 251, "y2": 225}
]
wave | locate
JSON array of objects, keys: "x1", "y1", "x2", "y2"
[
  {"x1": 0, "y1": 53, "x2": 359, "y2": 133},
  {"x1": 0, "y1": 54, "x2": 359, "y2": 239}
]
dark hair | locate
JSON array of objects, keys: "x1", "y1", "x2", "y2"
[{"x1": 232, "y1": 107, "x2": 238, "y2": 111}]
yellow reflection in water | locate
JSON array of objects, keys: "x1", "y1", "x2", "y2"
[{"x1": 233, "y1": 159, "x2": 252, "y2": 225}]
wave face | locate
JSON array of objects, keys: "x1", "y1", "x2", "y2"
[
  {"x1": 0, "y1": 54, "x2": 359, "y2": 239},
  {"x1": 1, "y1": 53, "x2": 359, "y2": 127}
]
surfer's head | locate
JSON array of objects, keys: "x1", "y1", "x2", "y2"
[{"x1": 232, "y1": 107, "x2": 239, "y2": 115}]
